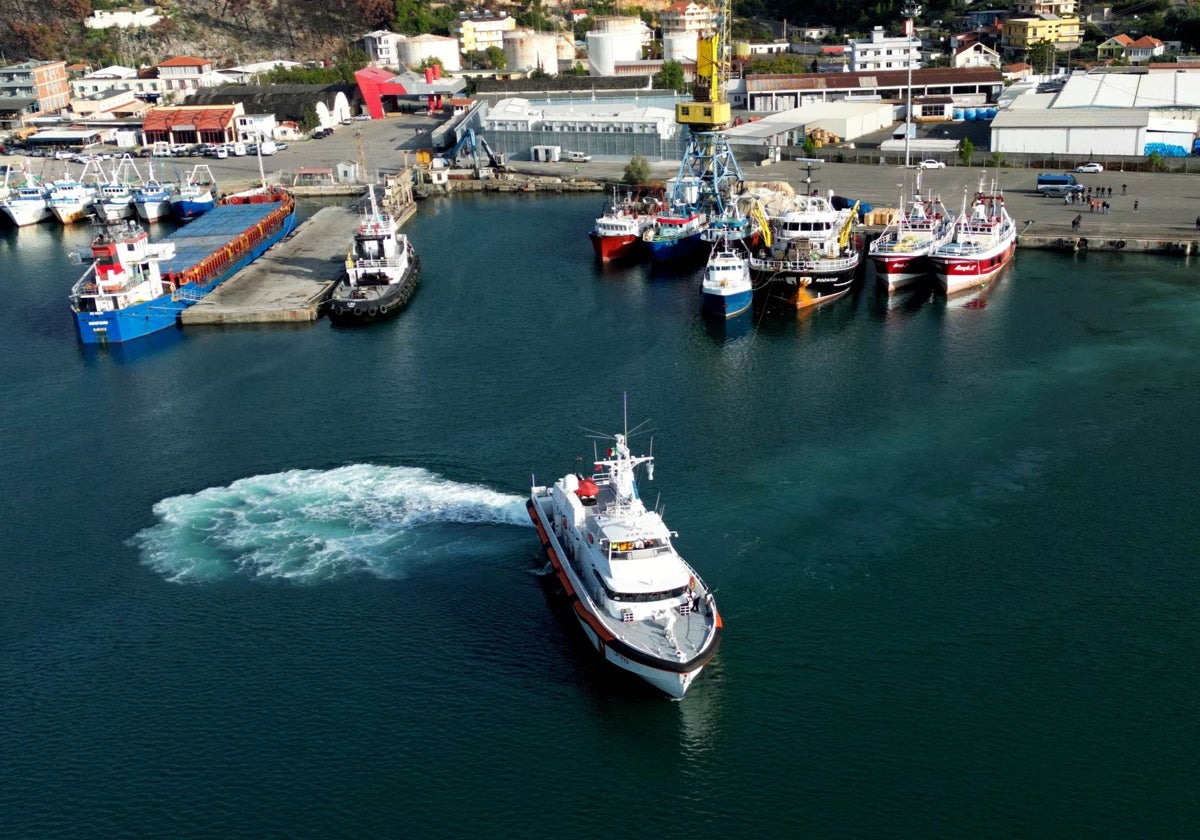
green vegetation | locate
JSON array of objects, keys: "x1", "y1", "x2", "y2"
[
  {"x1": 1026, "y1": 39, "x2": 1056, "y2": 75},
  {"x1": 484, "y1": 46, "x2": 507, "y2": 71},
  {"x1": 746, "y1": 54, "x2": 812, "y2": 74},
  {"x1": 623, "y1": 154, "x2": 651, "y2": 185},
  {"x1": 265, "y1": 48, "x2": 369, "y2": 85},
  {"x1": 959, "y1": 138, "x2": 975, "y2": 166},
  {"x1": 653, "y1": 59, "x2": 685, "y2": 92}
]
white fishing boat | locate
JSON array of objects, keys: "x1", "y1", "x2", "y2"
[
  {"x1": 0, "y1": 165, "x2": 52, "y2": 226},
  {"x1": 701, "y1": 235, "x2": 753, "y2": 318},
  {"x1": 528, "y1": 419, "x2": 722, "y2": 698},
  {"x1": 48, "y1": 159, "x2": 106, "y2": 225},
  {"x1": 92, "y1": 155, "x2": 143, "y2": 222},
  {"x1": 750, "y1": 190, "x2": 861, "y2": 309},
  {"x1": 133, "y1": 159, "x2": 174, "y2": 222}
]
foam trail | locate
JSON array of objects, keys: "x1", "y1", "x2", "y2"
[{"x1": 131, "y1": 464, "x2": 531, "y2": 584}]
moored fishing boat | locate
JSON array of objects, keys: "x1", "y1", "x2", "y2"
[
  {"x1": 588, "y1": 187, "x2": 658, "y2": 262},
  {"x1": 750, "y1": 190, "x2": 861, "y2": 310},
  {"x1": 643, "y1": 209, "x2": 708, "y2": 263},
  {"x1": 528, "y1": 421, "x2": 722, "y2": 698},
  {"x1": 928, "y1": 180, "x2": 1016, "y2": 295},
  {"x1": 133, "y1": 169, "x2": 174, "y2": 223},
  {"x1": 701, "y1": 235, "x2": 753, "y2": 318},
  {"x1": 48, "y1": 159, "x2": 105, "y2": 225},
  {"x1": 868, "y1": 184, "x2": 954, "y2": 292},
  {"x1": 327, "y1": 186, "x2": 421, "y2": 324},
  {"x1": 701, "y1": 195, "x2": 765, "y2": 252},
  {"x1": 93, "y1": 155, "x2": 143, "y2": 222},
  {"x1": 170, "y1": 164, "x2": 217, "y2": 220},
  {"x1": 70, "y1": 186, "x2": 296, "y2": 344},
  {"x1": 0, "y1": 165, "x2": 52, "y2": 226}
]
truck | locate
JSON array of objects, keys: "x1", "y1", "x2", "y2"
[{"x1": 564, "y1": 150, "x2": 592, "y2": 163}]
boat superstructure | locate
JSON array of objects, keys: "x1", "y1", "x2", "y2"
[
  {"x1": 49, "y1": 158, "x2": 105, "y2": 225},
  {"x1": 528, "y1": 425, "x2": 722, "y2": 698},
  {"x1": 133, "y1": 159, "x2": 174, "y2": 223},
  {"x1": 93, "y1": 155, "x2": 143, "y2": 222},
  {"x1": 170, "y1": 164, "x2": 217, "y2": 220}
]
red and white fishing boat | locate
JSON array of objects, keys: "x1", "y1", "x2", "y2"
[
  {"x1": 588, "y1": 188, "x2": 658, "y2": 262},
  {"x1": 928, "y1": 179, "x2": 1016, "y2": 295},
  {"x1": 869, "y1": 180, "x2": 955, "y2": 292}
]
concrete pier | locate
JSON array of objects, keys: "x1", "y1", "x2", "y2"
[{"x1": 181, "y1": 206, "x2": 356, "y2": 325}]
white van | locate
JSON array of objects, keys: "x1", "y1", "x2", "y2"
[
  {"x1": 233, "y1": 142, "x2": 247, "y2": 156},
  {"x1": 564, "y1": 150, "x2": 591, "y2": 163},
  {"x1": 259, "y1": 140, "x2": 278, "y2": 156}
]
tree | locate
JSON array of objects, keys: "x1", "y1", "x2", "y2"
[
  {"x1": 802, "y1": 135, "x2": 818, "y2": 157},
  {"x1": 959, "y1": 137, "x2": 975, "y2": 166},
  {"x1": 568, "y1": 62, "x2": 588, "y2": 76},
  {"x1": 484, "y1": 45, "x2": 507, "y2": 70},
  {"x1": 417, "y1": 56, "x2": 444, "y2": 71},
  {"x1": 1026, "y1": 39, "x2": 1056, "y2": 75},
  {"x1": 746, "y1": 54, "x2": 812, "y2": 74},
  {"x1": 653, "y1": 59, "x2": 685, "y2": 91},
  {"x1": 623, "y1": 154, "x2": 651, "y2": 185}
]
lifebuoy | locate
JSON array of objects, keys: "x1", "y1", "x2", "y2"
[{"x1": 1116, "y1": 240, "x2": 1126, "y2": 249}]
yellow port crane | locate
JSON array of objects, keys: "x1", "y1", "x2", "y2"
[{"x1": 674, "y1": 0, "x2": 733, "y2": 133}]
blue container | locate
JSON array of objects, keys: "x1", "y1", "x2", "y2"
[
  {"x1": 964, "y1": 108, "x2": 978, "y2": 121},
  {"x1": 953, "y1": 108, "x2": 964, "y2": 120},
  {"x1": 985, "y1": 108, "x2": 998, "y2": 120}
]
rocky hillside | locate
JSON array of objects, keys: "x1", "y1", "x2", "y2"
[{"x1": 0, "y1": 0, "x2": 367, "y2": 68}]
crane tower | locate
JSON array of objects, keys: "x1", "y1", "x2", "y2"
[{"x1": 668, "y1": 0, "x2": 741, "y2": 218}]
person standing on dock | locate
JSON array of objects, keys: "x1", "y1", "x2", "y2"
[
  {"x1": 1195, "y1": 215, "x2": 1199, "y2": 231},
  {"x1": 1134, "y1": 199, "x2": 1139, "y2": 212},
  {"x1": 1122, "y1": 184, "x2": 1128, "y2": 195}
]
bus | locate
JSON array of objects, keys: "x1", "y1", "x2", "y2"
[{"x1": 1036, "y1": 173, "x2": 1082, "y2": 196}]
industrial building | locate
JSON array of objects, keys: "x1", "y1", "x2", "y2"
[
  {"x1": 476, "y1": 94, "x2": 687, "y2": 161},
  {"x1": 721, "y1": 101, "x2": 894, "y2": 153},
  {"x1": 991, "y1": 68, "x2": 1200, "y2": 155},
  {"x1": 738, "y1": 68, "x2": 1002, "y2": 112}
]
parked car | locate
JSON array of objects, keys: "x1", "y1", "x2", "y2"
[
  {"x1": 353, "y1": 114, "x2": 371, "y2": 121},
  {"x1": 917, "y1": 159, "x2": 946, "y2": 169},
  {"x1": 275, "y1": 142, "x2": 289, "y2": 151},
  {"x1": 1076, "y1": 162, "x2": 1104, "y2": 173},
  {"x1": 564, "y1": 150, "x2": 591, "y2": 163}
]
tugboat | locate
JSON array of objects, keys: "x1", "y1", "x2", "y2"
[
  {"x1": 701, "y1": 235, "x2": 754, "y2": 318},
  {"x1": 527, "y1": 418, "x2": 723, "y2": 698},
  {"x1": 327, "y1": 186, "x2": 420, "y2": 324}
]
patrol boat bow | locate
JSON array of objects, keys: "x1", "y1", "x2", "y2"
[{"x1": 528, "y1": 427, "x2": 722, "y2": 698}]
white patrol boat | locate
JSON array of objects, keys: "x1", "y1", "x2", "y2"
[{"x1": 528, "y1": 430, "x2": 722, "y2": 698}]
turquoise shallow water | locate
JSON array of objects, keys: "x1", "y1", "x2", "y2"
[{"x1": 2, "y1": 195, "x2": 1199, "y2": 836}]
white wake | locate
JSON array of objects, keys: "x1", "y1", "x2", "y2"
[{"x1": 130, "y1": 464, "x2": 531, "y2": 583}]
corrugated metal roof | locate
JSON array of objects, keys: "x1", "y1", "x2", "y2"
[
  {"x1": 1052, "y1": 70, "x2": 1200, "y2": 109},
  {"x1": 992, "y1": 107, "x2": 1150, "y2": 128},
  {"x1": 745, "y1": 67, "x2": 1002, "y2": 93}
]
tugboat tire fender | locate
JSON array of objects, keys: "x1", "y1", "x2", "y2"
[
  {"x1": 1077, "y1": 238, "x2": 1088, "y2": 249},
  {"x1": 368, "y1": 306, "x2": 378, "y2": 317},
  {"x1": 379, "y1": 304, "x2": 388, "y2": 315}
]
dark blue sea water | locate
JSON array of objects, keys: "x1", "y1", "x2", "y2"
[{"x1": 3, "y1": 195, "x2": 1200, "y2": 837}]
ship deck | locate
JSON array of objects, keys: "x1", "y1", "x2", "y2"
[{"x1": 159, "y1": 202, "x2": 282, "y2": 275}]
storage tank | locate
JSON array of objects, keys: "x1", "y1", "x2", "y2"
[
  {"x1": 964, "y1": 108, "x2": 977, "y2": 121},
  {"x1": 398, "y1": 34, "x2": 462, "y2": 73},
  {"x1": 556, "y1": 34, "x2": 575, "y2": 61},
  {"x1": 587, "y1": 30, "x2": 641, "y2": 76},
  {"x1": 733, "y1": 41, "x2": 751, "y2": 60},
  {"x1": 505, "y1": 29, "x2": 560, "y2": 74},
  {"x1": 664, "y1": 31, "x2": 696, "y2": 62},
  {"x1": 952, "y1": 108, "x2": 964, "y2": 120},
  {"x1": 592, "y1": 15, "x2": 645, "y2": 35}
]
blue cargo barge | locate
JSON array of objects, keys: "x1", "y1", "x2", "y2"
[{"x1": 70, "y1": 187, "x2": 296, "y2": 344}]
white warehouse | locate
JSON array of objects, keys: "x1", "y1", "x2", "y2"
[{"x1": 991, "y1": 108, "x2": 1194, "y2": 156}]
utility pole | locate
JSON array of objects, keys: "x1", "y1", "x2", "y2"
[{"x1": 903, "y1": 0, "x2": 922, "y2": 170}]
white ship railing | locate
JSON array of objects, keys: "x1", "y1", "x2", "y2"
[{"x1": 750, "y1": 253, "x2": 859, "y2": 272}]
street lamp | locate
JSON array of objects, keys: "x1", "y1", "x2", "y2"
[{"x1": 903, "y1": 1, "x2": 922, "y2": 170}]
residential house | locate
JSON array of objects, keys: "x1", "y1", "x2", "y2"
[
  {"x1": 847, "y1": 26, "x2": 921, "y2": 72},
  {"x1": 0, "y1": 59, "x2": 70, "y2": 130},
  {"x1": 659, "y1": 1, "x2": 715, "y2": 36},
  {"x1": 155, "y1": 56, "x2": 221, "y2": 101},
  {"x1": 1097, "y1": 34, "x2": 1166, "y2": 64},
  {"x1": 1000, "y1": 15, "x2": 1083, "y2": 54},
  {"x1": 954, "y1": 41, "x2": 1002, "y2": 70},
  {"x1": 452, "y1": 15, "x2": 517, "y2": 56}
]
